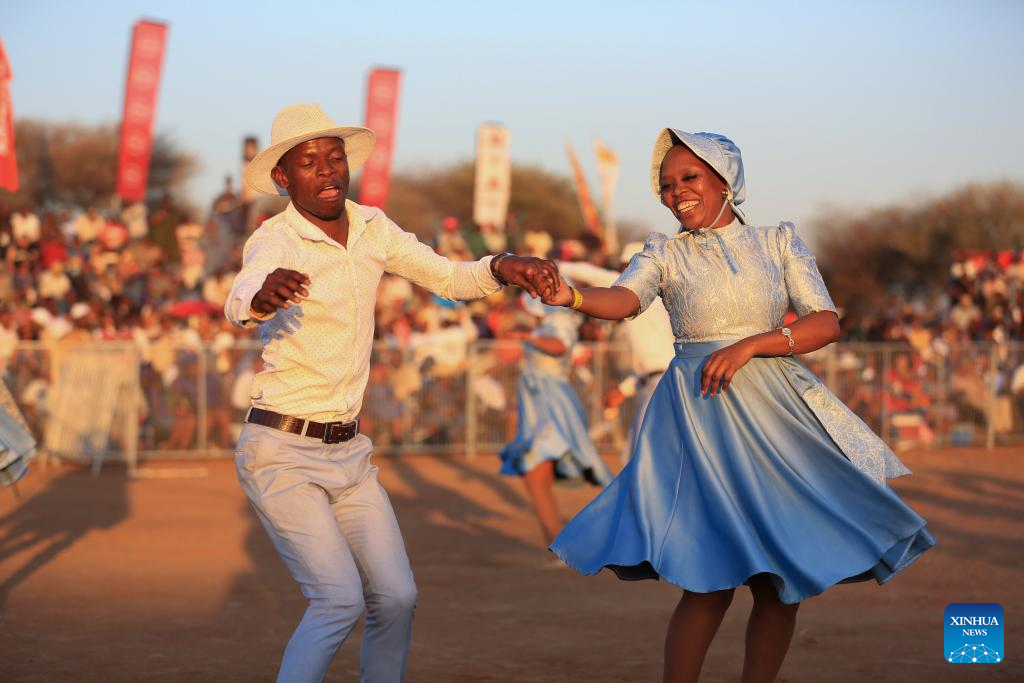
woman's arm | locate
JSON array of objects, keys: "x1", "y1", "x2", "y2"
[
  {"x1": 527, "y1": 335, "x2": 568, "y2": 356},
  {"x1": 543, "y1": 276, "x2": 641, "y2": 321},
  {"x1": 741, "y1": 310, "x2": 840, "y2": 357},
  {"x1": 700, "y1": 310, "x2": 840, "y2": 396}
]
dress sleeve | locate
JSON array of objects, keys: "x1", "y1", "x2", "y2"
[
  {"x1": 613, "y1": 232, "x2": 667, "y2": 315},
  {"x1": 778, "y1": 222, "x2": 837, "y2": 317}
]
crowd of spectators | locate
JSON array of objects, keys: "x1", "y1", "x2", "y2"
[
  {"x1": 2, "y1": 191, "x2": 1023, "y2": 452},
  {"x1": 825, "y1": 250, "x2": 1024, "y2": 449},
  {"x1": 0, "y1": 190, "x2": 619, "y2": 451},
  {"x1": 840, "y1": 249, "x2": 1024, "y2": 348}
]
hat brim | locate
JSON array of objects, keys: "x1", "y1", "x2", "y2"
[
  {"x1": 244, "y1": 126, "x2": 376, "y2": 196},
  {"x1": 650, "y1": 128, "x2": 724, "y2": 196}
]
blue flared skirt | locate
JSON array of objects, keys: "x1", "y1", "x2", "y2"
[
  {"x1": 500, "y1": 370, "x2": 612, "y2": 487},
  {"x1": 549, "y1": 340, "x2": 935, "y2": 604}
]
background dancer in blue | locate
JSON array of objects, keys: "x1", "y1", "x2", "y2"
[
  {"x1": 558, "y1": 245, "x2": 675, "y2": 466},
  {"x1": 543, "y1": 128, "x2": 935, "y2": 683},
  {"x1": 0, "y1": 377, "x2": 35, "y2": 487},
  {"x1": 500, "y1": 292, "x2": 612, "y2": 548}
]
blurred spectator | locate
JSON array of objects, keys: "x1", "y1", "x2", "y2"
[
  {"x1": 122, "y1": 201, "x2": 149, "y2": 241},
  {"x1": 72, "y1": 207, "x2": 104, "y2": 245},
  {"x1": 38, "y1": 262, "x2": 72, "y2": 300},
  {"x1": 884, "y1": 354, "x2": 934, "y2": 450},
  {"x1": 523, "y1": 229, "x2": 553, "y2": 258},
  {"x1": 39, "y1": 216, "x2": 69, "y2": 268},
  {"x1": 99, "y1": 216, "x2": 129, "y2": 251},
  {"x1": 149, "y1": 194, "x2": 182, "y2": 260},
  {"x1": 949, "y1": 293, "x2": 981, "y2": 334},
  {"x1": 11, "y1": 207, "x2": 40, "y2": 243},
  {"x1": 176, "y1": 215, "x2": 206, "y2": 290},
  {"x1": 479, "y1": 222, "x2": 507, "y2": 254},
  {"x1": 435, "y1": 216, "x2": 472, "y2": 261},
  {"x1": 202, "y1": 267, "x2": 237, "y2": 309}
]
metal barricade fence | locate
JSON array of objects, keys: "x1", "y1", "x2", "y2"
[{"x1": 4, "y1": 339, "x2": 1022, "y2": 468}]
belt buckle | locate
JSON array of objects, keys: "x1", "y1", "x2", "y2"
[{"x1": 322, "y1": 420, "x2": 354, "y2": 444}]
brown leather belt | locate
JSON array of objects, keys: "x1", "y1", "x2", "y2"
[{"x1": 246, "y1": 407, "x2": 360, "y2": 444}]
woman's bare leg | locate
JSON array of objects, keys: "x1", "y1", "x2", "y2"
[
  {"x1": 663, "y1": 588, "x2": 734, "y2": 683},
  {"x1": 741, "y1": 574, "x2": 800, "y2": 683},
  {"x1": 522, "y1": 461, "x2": 561, "y2": 544}
]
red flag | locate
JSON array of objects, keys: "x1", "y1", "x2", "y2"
[
  {"x1": 0, "y1": 37, "x2": 17, "y2": 193},
  {"x1": 116, "y1": 20, "x2": 168, "y2": 202},
  {"x1": 358, "y1": 68, "x2": 401, "y2": 208}
]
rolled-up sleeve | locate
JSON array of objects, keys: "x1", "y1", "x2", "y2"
[
  {"x1": 383, "y1": 217, "x2": 501, "y2": 300},
  {"x1": 225, "y1": 232, "x2": 282, "y2": 328},
  {"x1": 613, "y1": 232, "x2": 667, "y2": 314},
  {"x1": 778, "y1": 222, "x2": 837, "y2": 317}
]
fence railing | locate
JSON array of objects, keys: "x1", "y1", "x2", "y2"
[{"x1": 4, "y1": 339, "x2": 1022, "y2": 472}]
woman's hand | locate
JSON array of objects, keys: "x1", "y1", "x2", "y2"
[
  {"x1": 542, "y1": 276, "x2": 574, "y2": 307},
  {"x1": 701, "y1": 339, "x2": 755, "y2": 396}
]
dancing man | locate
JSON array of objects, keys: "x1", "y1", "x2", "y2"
[{"x1": 225, "y1": 104, "x2": 558, "y2": 683}]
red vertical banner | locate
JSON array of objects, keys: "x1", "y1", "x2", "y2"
[
  {"x1": 358, "y1": 67, "x2": 401, "y2": 208},
  {"x1": 116, "y1": 20, "x2": 168, "y2": 202},
  {"x1": 0, "y1": 37, "x2": 18, "y2": 192}
]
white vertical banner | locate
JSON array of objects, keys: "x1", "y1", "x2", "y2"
[
  {"x1": 594, "y1": 139, "x2": 620, "y2": 256},
  {"x1": 473, "y1": 124, "x2": 511, "y2": 230}
]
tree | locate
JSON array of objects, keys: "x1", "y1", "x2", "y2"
[
  {"x1": 1, "y1": 119, "x2": 198, "y2": 210},
  {"x1": 382, "y1": 161, "x2": 587, "y2": 243},
  {"x1": 814, "y1": 181, "x2": 1024, "y2": 320}
]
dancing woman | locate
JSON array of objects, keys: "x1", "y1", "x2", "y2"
[
  {"x1": 544, "y1": 129, "x2": 934, "y2": 682},
  {"x1": 500, "y1": 293, "x2": 612, "y2": 546}
]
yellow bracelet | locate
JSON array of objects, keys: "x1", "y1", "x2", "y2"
[{"x1": 570, "y1": 286, "x2": 584, "y2": 310}]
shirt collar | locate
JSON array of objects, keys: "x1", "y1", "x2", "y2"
[{"x1": 283, "y1": 199, "x2": 366, "y2": 249}]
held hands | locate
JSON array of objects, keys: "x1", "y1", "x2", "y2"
[
  {"x1": 251, "y1": 268, "x2": 310, "y2": 316},
  {"x1": 701, "y1": 339, "x2": 755, "y2": 396},
  {"x1": 541, "y1": 276, "x2": 573, "y2": 307},
  {"x1": 495, "y1": 256, "x2": 560, "y2": 299}
]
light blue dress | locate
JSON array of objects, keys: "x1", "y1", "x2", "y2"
[
  {"x1": 549, "y1": 220, "x2": 934, "y2": 604},
  {"x1": 500, "y1": 309, "x2": 613, "y2": 487}
]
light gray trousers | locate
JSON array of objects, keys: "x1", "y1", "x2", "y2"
[{"x1": 235, "y1": 423, "x2": 417, "y2": 683}]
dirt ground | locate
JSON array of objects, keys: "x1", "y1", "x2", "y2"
[{"x1": 1, "y1": 447, "x2": 1021, "y2": 682}]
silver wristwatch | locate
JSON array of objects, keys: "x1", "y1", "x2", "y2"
[{"x1": 780, "y1": 327, "x2": 795, "y2": 356}]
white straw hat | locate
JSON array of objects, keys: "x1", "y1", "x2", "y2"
[{"x1": 244, "y1": 104, "x2": 375, "y2": 196}]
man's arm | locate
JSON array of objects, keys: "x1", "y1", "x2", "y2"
[
  {"x1": 382, "y1": 217, "x2": 557, "y2": 300},
  {"x1": 224, "y1": 234, "x2": 308, "y2": 328}
]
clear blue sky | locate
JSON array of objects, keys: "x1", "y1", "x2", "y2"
[{"x1": 3, "y1": 0, "x2": 1023, "y2": 242}]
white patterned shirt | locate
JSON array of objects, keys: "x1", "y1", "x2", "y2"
[{"x1": 226, "y1": 200, "x2": 501, "y2": 422}]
